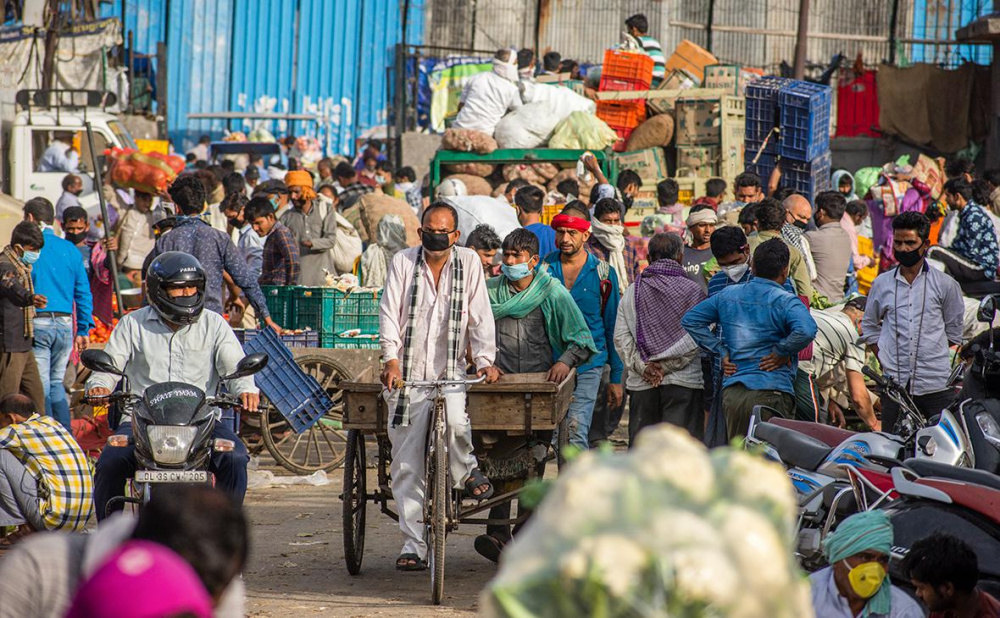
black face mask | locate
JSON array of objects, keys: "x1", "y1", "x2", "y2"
[
  {"x1": 65, "y1": 231, "x2": 87, "y2": 245},
  {"x1": 622, "y1": 194, "x2": 634, "y2": 210},
  {"x1": 896, "y1": 245, "x2": 924, "y2": 267},
  {"x1": 792, "y1": 219, "x2": 809, "y2": 230},
  {"x1": 227, "y1": 217, "x2": 243, "y2": 229},
  {"x1": 420, "y1": 230, "x2": 454, "y2": 252}
]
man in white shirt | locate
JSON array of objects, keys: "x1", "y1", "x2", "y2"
[
  {"x1": 87, "y1": 253, "x2": 259, "y2": 520},
  {"x1": 38, "y1": 133, "x2": 79, "y2": 173},
  {"x1": 379, "y1": 202, "x2": 499, "y2": 571},
  {"x1": 861, "y1": 211, "x2": 964, "y2": 432},
  {"x1": 452, "y1": 49, "x2": 522, "y2": 137}
]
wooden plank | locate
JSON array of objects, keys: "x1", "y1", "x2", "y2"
[{"x1": 595, "y1": 88, "x2": 728, "y2": 102}]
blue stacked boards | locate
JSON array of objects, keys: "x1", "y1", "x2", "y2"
[
  {"x1": 242, "y1": 326, "x2": 333, "y2": 433},
  {"x1": 779, "y1": 81, "x2": 832, "y2": 161}
]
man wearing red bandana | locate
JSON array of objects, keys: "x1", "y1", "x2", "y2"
[{"x1": 542, "y1": 208, "x2": 623, "y2": 450}]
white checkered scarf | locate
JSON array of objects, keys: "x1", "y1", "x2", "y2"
[{"x1": 392, "y1": 247, "x2": 465, "y2": 427}]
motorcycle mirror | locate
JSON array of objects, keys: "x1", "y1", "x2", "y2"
[
  {"x1": 80, "y1": 349, "x2": 124, "y2": 376},
  {"x1": 977, "y1": 295, "x2": 997, "y2": 324},
  {"x1": 223, "y1": 353, "x2": 269, "y2": 381}
]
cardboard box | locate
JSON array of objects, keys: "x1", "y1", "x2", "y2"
[
  {"x1": 616, "y1": 147, "x2": 668, "y2": 185},
  {"x1": 647, "y1": 68, "x2": 699, "y2": 116},
  {"x1": 664, "y1": 40, "x2": 718, "y2": 83},
  {"x1": 704, "y1": 65, "x2": 740, "y2": 95},
  {"x1": 677, "y1": 146, "x2": 720, "y2": 178},
  {"x1": 675, "y1": 97, "x2": 722, "y2": 146}
]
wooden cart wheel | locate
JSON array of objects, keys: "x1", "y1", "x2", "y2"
[
  {"x1": 428, "y1": 400, "x2": 450, "y2": 605},
  {"x1": 556, "y1": 415, "x2": 571, "y2": 471},
  {"x1": 342, "y1": 429, "x2": 366, "y2": 575},
  {"x1": 260, "y1": 354, "x2": 351, "y2": 474}
]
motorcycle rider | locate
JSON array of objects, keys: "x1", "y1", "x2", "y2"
[{"x1": 87, "y1": 252, "x2": 259, "y2": 520}]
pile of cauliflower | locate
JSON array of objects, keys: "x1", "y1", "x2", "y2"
[{"x1": 481, "y1": 425, "x2": 814, "y2": 618}]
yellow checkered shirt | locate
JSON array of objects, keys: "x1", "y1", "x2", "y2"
[{"x1": 0, "y1": 414, "x2": 93, "y2": 530}]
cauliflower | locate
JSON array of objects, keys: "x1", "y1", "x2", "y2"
[{"x1": 481, "y1": 424, "x2": 809, "y2": 618}]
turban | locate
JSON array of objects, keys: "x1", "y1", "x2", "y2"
[
  {"x1": 686, "y1": 208, "x2": 719, "y2": 227},
  {"x1": 550, "y1": 213, "x2": 591, "y2": 232},
  {"x1": 823, "y1": 511, "x2": 893, "y2": 616},
  {"x1": 284, "y1": 170, "x2": 317, "y2": 201}
]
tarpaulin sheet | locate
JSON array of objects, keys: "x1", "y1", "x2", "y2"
[
  {"x1": 0, "y1": 18, "x2": 124, "y2": 119},
  {"x1": 876, "y1": 63, "x2": 990, "y2": 154}
]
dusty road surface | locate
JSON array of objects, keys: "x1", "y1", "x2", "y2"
[{"x1": 243, "y1": 469, "x2": 497, "y2": 617}]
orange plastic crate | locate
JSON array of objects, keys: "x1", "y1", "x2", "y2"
[
  {"x1": 596, "y1": 100, "x2": 647, "y2": 131},
  {"x1": 600, "y1": 49, "x2": 654, "y2": 90}
]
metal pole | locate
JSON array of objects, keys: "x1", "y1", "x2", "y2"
[
  {"x1": 888, "y1": 0, "x2": 899, "y2": 65},
  {"x1": 706, "y1": 0, "x2": 716, "y2": 54},
  {"x1": 85, "y1": 121, "x2": 123, "y2": 318},
  {"x1": 792, "y1": 0, "x2": 810, "y2": 80}
]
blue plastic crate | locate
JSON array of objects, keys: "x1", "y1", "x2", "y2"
[
  {"x1": 745, "y1": 76, "x2": 789, "y2": 155},
  {"x1": 746, "y1": 152, "x2": 776, "y2": 182},
  {"x1": 780, "y1": 151, "x2": 832, "y2": 200},
  {"x1": 242, "y1": 327, "x2": 333, "y2": 433},
  {"x1": 778, "y1": 81, "x2": 832, "y2": 161}
]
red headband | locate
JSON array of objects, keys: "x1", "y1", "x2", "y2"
[{"x1": 551, "y1": 213, "x2": 591, "y2": 232}]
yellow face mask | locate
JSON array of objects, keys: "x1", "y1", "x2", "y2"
[{"x1": 844, "y1": 560, "x2": 887, "y2": 599}]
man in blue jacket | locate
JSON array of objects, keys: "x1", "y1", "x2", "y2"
[
  {"x1": 544, "y1": 207, "x2": 623, "y2": 450},
  {"x1": 22, "y1": 198, "x2": 93, "y2": 431},
  {"x1": 682, "y1": 238, "x2": 816, "y2": 441}
]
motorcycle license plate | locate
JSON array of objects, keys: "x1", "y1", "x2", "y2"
[{"x1": 134, "y1": 470, "x2": 208, "y2": 483}]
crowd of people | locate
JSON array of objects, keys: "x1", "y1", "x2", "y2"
[{"x1": 2, "y1": 55, "x2": 1000, "y2": 612}]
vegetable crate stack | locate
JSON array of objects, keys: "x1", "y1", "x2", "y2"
[
  {"x1": 745, "y1": 77, "x2": 833, "y2": 200},
  {"x1": 294, "y1": 287, "x2": 382, "y2": 349},
  {"x1": 675, "y1": 92, "x2": 745, "y2": 180},
  {"x1": 596, "y1": 49, "x2": 654, "y2": 149},
  {"x1": 259, "y1": 285, "x2": 382, "y2": 349}
]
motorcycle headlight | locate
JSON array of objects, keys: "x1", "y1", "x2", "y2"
[
  {"x1": 146, "y1": 426, "x2": 198, "y2": 465},
  {"x1": 975, "y1": 412, "x2": 1000, "y2": 448}
]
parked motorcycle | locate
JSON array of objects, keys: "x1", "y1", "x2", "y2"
[
  {"x1": 750, "y1": 293, "x2": 1000, "y2": 568},
  {"x1": 746, "y1": 359, "x2": 969, "y2": 562},
  {"x1": 81, "y1": 348, "x2": 268, "y2": 515}
]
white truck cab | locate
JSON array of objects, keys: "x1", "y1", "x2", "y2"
[{"x1": 5, "y1": 90, "x2": 137, "y2": 211}]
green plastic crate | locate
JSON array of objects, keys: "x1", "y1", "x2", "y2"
[
  {"x1": 260, "y1": 285, "x2": 298, "y2": 327},
  {"x1": 295, "y1": 288, "x2": 382, "y2": 334},
  {"x1": 321, "y1": 333, "x2": 380, "y2": 349}
]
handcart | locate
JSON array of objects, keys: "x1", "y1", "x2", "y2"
[{"x1": 340, "y1": 367, "x2": 574, "y2": 604}]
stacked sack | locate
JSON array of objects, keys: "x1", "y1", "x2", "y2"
[{"x1": 109, "y1": 149, "x2": 185, "y2": 195}]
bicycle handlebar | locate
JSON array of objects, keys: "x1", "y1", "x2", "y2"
[{"x1": 402, "y1": 375, "x2": 489, "y2": 388}]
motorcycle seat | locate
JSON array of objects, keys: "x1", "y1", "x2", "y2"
[
  {"x1": 768, "y1": 417, "x2": 857, "y2": 448},
  {"x1": 756, "y1": 422, "x2": 832, "y2": 471},
  {"x1": 905, "y1": 459, "x2": 1000, "y2": 493}
]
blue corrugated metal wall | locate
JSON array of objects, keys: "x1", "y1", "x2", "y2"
[
  {"x1": 294, "y1": 0, "x2": 362, "y2": 155},
  {"x1": 911, "y1": 0, "x2": 992, "y2": 65},
  {"x1": 229, "y1": 0, "x2": 297, "y2": 131},
  {"x1": 100, "y1": 0, "x2": 167, "y2": 55},
  {"x1": 102, "y1": 0, "x2": 425, "y2": 153},
  {"x1": 166, "y1": 0, "x2": 236, "y2": 150}
]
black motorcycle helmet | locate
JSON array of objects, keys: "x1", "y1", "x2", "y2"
[{"x1": 146, "y1": 252, "x2": 207, "y2": 325}]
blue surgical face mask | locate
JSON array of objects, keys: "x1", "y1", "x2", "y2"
[
  {"x1": 20, "y1": 250, "x2": 40, "y2": 265},
  {"x1": 501, "y1": 261, "x2": 534, "y2": 281}
]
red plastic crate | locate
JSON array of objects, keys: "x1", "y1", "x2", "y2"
[
  {"x1": 601, "y1": 49, "x2": 654, "y2": 90},
  {"x1": 596, "y1": 100, "x2": 647, "y2": 132}
]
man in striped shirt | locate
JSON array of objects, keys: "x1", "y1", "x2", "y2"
[
  {"x1": 797, "y1": 297, "x2": 879, "y2": 430},
  {"x1": 0, "y1": 393, "x2": 92, "y2": 533},
  {"x1": 625, "y1": 14, "x2": 665, "y2": 86}
]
